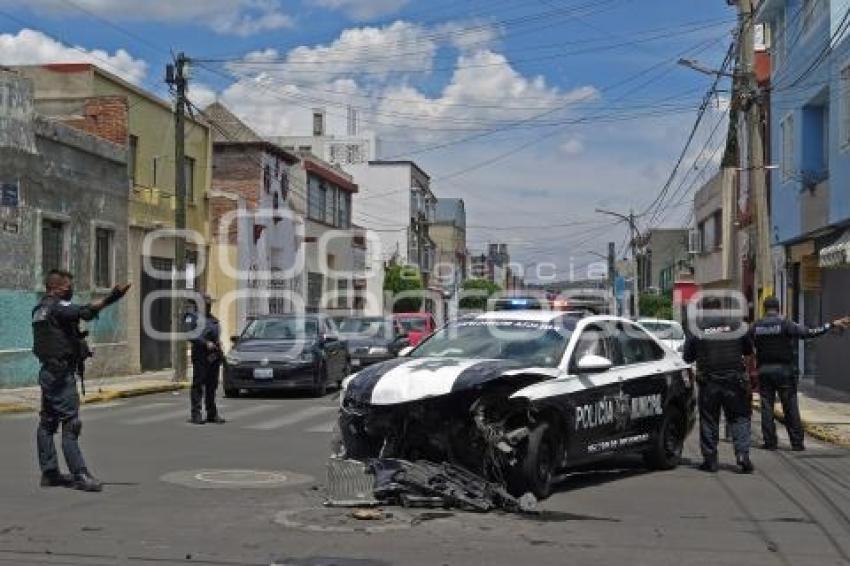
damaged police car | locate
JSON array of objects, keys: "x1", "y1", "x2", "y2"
[{"x1": 338, "y1": 311, "x2": 695, "y2": 499}]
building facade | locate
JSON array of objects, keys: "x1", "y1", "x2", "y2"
[
  {"x1": 758, "y1": 0, "x2": 850, "y2": 389},
  {"x1": 0, "y1": 71, "x2": 129, "y2": 387},
  {"x1": 692, "y1": 169, "x2": 741, "y2": 290},
  {"x1": 638, "y1": 229, "x2": 690, "y2": 294},
  {"x1": 431, "y1": 198, "x2": 467, "y2": 321},
  {"x1": 16, "y1": 63, "x2": 214, "y2": 374}
]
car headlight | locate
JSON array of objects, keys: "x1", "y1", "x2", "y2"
[
  {"x1": 368, "y1": 346, "x2": 389, "y2": 355},
  {"x1": 298, "y1": 349, "x2": 315, "y2": 363},
  {"x1": 225, "y1": 352, "x2": 240, "y2": 365}
]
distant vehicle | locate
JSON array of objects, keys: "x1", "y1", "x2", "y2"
[
  {"x1": 393, "y1": 313, "x2": 437, "y2": 346},
  {"x1": 223, "y1": 314, "x2": 350, "y2": 398},
  {"x1": 340, "y1": 310, "x2": 696, "y2": 499},
  {"x1": 338, "y1": 316, "x2": 410, "y2": 369},
  {"x1": 638, "y1": 319, "x2": 686, "y2": 353},
  {"x1": 552, "y1": 289, "x2": 613, "y2": 315}
]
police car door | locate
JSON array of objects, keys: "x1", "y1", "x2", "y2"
[
  {"x1": 609, "y1": 321, "x2": 669, "y2": 450},
  {"x1": 566, "y1": 321, "x2": 625, "y2": 461}
]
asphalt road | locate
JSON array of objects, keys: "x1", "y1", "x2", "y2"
[{"x1": 1, "y1": 389, "x2": 849, "y2": 566}]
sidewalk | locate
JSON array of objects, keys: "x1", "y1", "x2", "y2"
[
  {"x1": 764, "y1": 380, "x2": 850, "y2": 448},
  {"x1": 0, "y1": 370, "x2": 189, "y2": 414}
]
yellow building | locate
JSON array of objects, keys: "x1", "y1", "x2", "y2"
[{"x1": 18, "y1": 63, "x2": 213, "y2": 374}]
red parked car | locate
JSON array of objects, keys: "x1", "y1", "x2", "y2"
[{"x1": 393, "y1": 313, "x2": 436, "y2": 347}]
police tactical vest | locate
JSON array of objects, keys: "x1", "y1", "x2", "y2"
[
  {"x1": 692, "y1": 317, "x2": 746, "y2": 376},
  {"x1": 32, "y1": 296, "x2": 76, "y2": 365},
  {"x1": 753, "y1": 316, "x2": 793, "y2": 365}
]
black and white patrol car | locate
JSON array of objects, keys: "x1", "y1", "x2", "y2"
[{"x1": 338, "y1": 310, "x2": 696, "y2": 499}]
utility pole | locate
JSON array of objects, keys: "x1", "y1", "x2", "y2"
[
  {"x1": 607, "y1": 241, "x2": 616, "y2": 313},
  {"x1": 596, "y1": 208, "x2": 640, "y2": 318},
  {"x1": 738, "y1": 0, "x2": 773, "y2": 311},
  {"x1": 166, "y1": 53, "x2": 189, "y2": 382}
]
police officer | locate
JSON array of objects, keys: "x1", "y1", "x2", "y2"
[
  {"x1": 683, "y1": 297, "x2": 755, "y2": 474},
  {"x1": 32, "y1": 269, "x2": 130, "y2": 492},
  {"x1": 185, "y1": 294, "x2": 225, "y2": 425},
  {"x1": 750, "y1": 296, "x2": 845, "y2": 451}
]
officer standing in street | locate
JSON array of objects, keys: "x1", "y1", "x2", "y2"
[
  {"x1": 750, "y1": 296, "x2": 846, "y2": 451},
  {"x1": 185, "y1": 294, "x2": 225, "y2": 425},
  {"x1": 32, "y1": 269, "x2": 130, "y2": 492},
  {"x1": 683, "y1": 296, "x2": 756, "y2": 474}
]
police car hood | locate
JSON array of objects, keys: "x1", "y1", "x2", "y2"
[{"x1": 344, "y1": 357, "x2": 559, "y2": 406}]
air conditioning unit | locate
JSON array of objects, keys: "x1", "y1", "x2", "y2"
[{"x1": 688, "y1": 230, "x2": 702, "y2": 254}]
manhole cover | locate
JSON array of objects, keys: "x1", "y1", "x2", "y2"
[
  {"x1": 161, "y1": 469, "x2": 313, "y2": 489},
  {"x1": 274, "y1": 507, "x2": 414, "y2": 534}
]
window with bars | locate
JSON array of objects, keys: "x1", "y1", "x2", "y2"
[
  {"x1": 325, "y1": 184, "x2": 337, "y2": 226},
  {"x1": 263, "y1": 163, "x2": 271, "y2": 193},
  {"x1": 94, "y1": 227, "x2": 113, "y2": 288},
  {"x1": 781, "y1": 114, "x2": 795, "y2": 181},
  {"x1": 337, "y1": 279, "x2": 349, "y2": 309},
  {"x1": 842, "y1": 66, "x2": 850, "y2": 150},
  {"x1": 128, "y1": 135, "x2": 138, "y2": 187},
  {"x1": 184, "y1": 156, "x2": 195, "y2": 203},
  {"x1": 337, "y1": 191, "x2": 351, "y2": 228},
  {"x1": 308, "y1": 175, "x2": 325, "y2": 221},
  {"x1": 307, "y1": 272, "x2": 324, "y2": 309},
  {"x1": 42, "y1": 219, "x2": 65, "y2": 276}
]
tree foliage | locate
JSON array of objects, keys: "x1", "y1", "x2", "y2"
[
  {"x1": 459, "y1": 278, "x2": 502, "y2": 310},
  {"x1": 383, "y1": 263, "x2": 424, "y2": 313},
  {"x1": 639, "y1": 293, "x2": 674, "y2": 320}
]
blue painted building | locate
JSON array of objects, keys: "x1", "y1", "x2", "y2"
[
  {"x1": 0, "y1": 71, "x2": 130, "y2": 388},
  {"x1": 758, "y1": 0, "x2": 850, "y2": 392}
]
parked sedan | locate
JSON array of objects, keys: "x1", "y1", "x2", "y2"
[
  {"x1": 338, "y1": 316, "x2": 411, "y2": 369},
  {"x1": 224, "y1": 314, "x2": 350, "y2": 398}
]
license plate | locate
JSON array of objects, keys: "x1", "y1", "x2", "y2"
[
  {"x1": 253, "y1": 368, "x2": 274, "y2": 379},
  {"x1": 351, "y1": 359, "x2": 361, "y2": 367}
]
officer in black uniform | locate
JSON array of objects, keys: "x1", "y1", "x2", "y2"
[
  {"x1": 185, "y1": 294, "x2": 225, "y2": 425},
  {"x1": 32, "y1": 269, "x2": 130, "y2": 492},
  {"x1": 750, "y1": 296, "x2": 844, "y2": 451},
  {"x1": 683, "y1": 297, "x2": 755, "y2": 473}
]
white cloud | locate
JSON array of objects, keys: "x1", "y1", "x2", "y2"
[
  {"x1": 232, "y1": 21, "x2": 436, "y2": 86},
  {"x1": 188, "y1": 82, "x2": 218, "y2": 109},
  {"x1": 0, "y1": 28, "x2": 147, "y2": 84},
  {"x1": 436, "y1": 21, "x2": 501, "y2": 53},
  {"x1": 313, "y1": 0, "x2": 410, "y2": 20},
  {"x1": 8, "y1": 0, "x2": 292, "y2": 36},
  {"x1": 559, "y1": 138, "x2": 585, "y2": 155}
]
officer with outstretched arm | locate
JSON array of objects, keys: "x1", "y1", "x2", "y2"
[
  {"x1": 32, "y1": 269, "x2": 130, "y2": 492},
  {"x1": 683, "y1": 297, "x2": 755, "y2": 474},
  {"x1": 750, "y1": 296, "x2": 846, "y2": 451}
]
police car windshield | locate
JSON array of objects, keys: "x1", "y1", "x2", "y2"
[
  {"x1": 338, "y1": 318, "x2": 390, "y2": 338},
  {"x1": 410, "y1": 319, "x2": 574, "y2": 367},
  {"x1": 241, "y1": 318, "x2": 319, "y2": 340}
]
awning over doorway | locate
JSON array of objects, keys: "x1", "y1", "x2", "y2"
[{"x1": 819, "y1": 230, "x2": 850, "y2": 268}]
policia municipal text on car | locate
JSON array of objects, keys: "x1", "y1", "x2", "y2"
[
  {"x1": 31, "y1": 269, "x2": 130, "y2": 492},
  {"x1": 750, "y1": 296, "x2": 848, "y2": 452},
  {"x1": 683, "y1": 298, "x2": 755, "y2": 474}
]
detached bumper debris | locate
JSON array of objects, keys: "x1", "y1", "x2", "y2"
[{"x1": 325, "y1": 458, "x2": 537, "y2": 514}]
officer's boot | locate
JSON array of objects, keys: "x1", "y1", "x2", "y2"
[
  {"x1": 736, "y1": 454, "x2": 754, "y2": 474},
  {"x1": 40, "y1": 470, "x2": 74, "y2": 488},
  {"x1": 698, "y1": 458, "x2": 719, "y2": 473},
  {"x1": 73, "y1": 470, "x2": 103, "y2": 492}
]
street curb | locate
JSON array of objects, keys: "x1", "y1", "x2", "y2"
[
  {"x1": 753, "y1": 398, "x2": 850, "y2": 448},
  {"x1": 0, "y1": 382, "x2": 189, "y2": 415}
]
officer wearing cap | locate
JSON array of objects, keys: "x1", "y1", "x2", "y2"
[
  {"x1": 750, "y1": 296, "x2": 845, "y2": 451},
  {"x1": 32, "y1": 269, "x2": 130, "y2": 492},
  {"x1": 185, "y1": 293, "x2": 225, "y2": 425},
  {"x1": 683, "y1": 295, "x2": 755, "y2": 474}
]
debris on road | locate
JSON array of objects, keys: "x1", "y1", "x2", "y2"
[{"x1": 325, "y1": 457, "x2": 538, "y2": 514}]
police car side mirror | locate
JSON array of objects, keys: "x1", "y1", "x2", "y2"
[{"x1": 576, "y1": 354, "x2": 613, "y2": 374}]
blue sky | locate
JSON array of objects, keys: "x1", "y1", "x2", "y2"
[{"x1": 0, "y1": 0, "x2": 735, "y2": 279}]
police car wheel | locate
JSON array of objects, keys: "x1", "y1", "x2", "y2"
[
  {"x1": 223, "y1": 386, "x2": 240, "y2": 398},
  {"x1": 643, "y1": 405, "x2": 685, "y2": 471},
  {"x1": 508, "y1": 421, "x2": 555, "y2": 499}
]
